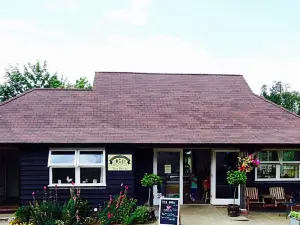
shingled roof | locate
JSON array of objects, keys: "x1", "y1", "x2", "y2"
[{"x1": 1, "y1": 72, "x2": 300, "y2": 144}]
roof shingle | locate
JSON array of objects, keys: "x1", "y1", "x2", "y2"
[{"x1": 1, "y1": 72, "x2": 300, "y2": 144}]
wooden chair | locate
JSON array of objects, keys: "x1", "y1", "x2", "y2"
[
  {"x1": 269, "y1": 187, "x2": 292, "y2": 207},
  {"x1": 246, "y1": 187, "x2": 265, "y2": 212}
]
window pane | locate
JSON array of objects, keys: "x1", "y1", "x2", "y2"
[
  {"x1": 52, "y1": 168, "x2": 75, "y2": 184},
  {"x1": 280, "y1": 165, "x2": 299, "y2": 178},
  {"x1": 50, "y1": 151, "x2": 75, "y2": 164},
  {"x1": 282, "y1": 151, "x2": 300, "y2": 161},
  {"x1": 258, "y1": 151, "x2": 278, "y2": 161},
  {"x1": 257, "y1": 164, "x2": 276, "y2": 178},
  {"x1": 80, "y1": 168, "x2": 102, "y2": 184},
  {"x1": 79, "y1": 151, "x2": 103, "y2": 164}
]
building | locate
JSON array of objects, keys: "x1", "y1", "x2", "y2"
[{"x1": 1, "y1": 72, "x2": 300, "y2": 210}]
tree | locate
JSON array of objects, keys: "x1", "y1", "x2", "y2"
[
  {"x1": 261, "y1": 81, "x2": 300, "y2": 115},
  {"x1": 73, "y1": 77, "x2": 92, "y2": 89},
  {"x1": 0, "y1": 60, "x2": 92, "y2": 102}
]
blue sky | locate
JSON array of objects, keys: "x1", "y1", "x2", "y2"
[{"x1": 1, "y1": 0, "x2": 300, "y2": 93}]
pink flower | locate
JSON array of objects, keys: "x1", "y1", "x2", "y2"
[
  {"x1": 125, "y1": 185, "x2": 129, "y2": 190},
  {"x1": 72, "y1": 181, "x2": 75, "y2": 185},
  {"x1": 121, "y1": 183, "x2": 123, "y2": 187},
  {"x1": 32, "y1": 192, "x2": 35, "y2": 195},
  {"x1": 107, "y1": 212, "x2": 114, "y2": 219},
  {"x1": 44, "y1": 186, "x2": 47, "y2": 191}
]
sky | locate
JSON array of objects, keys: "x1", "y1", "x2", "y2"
[{"x1": 1, "y1": 0, "x2": 300, "y2": 94}]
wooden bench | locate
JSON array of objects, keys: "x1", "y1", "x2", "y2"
[{"x1": 246, "y1": 187, "x2": 265, "y2": 212}]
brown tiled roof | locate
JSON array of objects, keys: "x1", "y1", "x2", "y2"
[{"x1": 1, "y1": 72, "x2": 300, "y2": 144}]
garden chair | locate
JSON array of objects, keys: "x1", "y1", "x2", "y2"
[
  {"x1": 269, "y1": 187, "x2": 291, "y2": 207},
  {"x1": 246, "y1": 187, "x2": 265, "y2": 212}
]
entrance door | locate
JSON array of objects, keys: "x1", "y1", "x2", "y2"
[
  {"x1": 153, "y1": 149, "x2": 183, "y2": 205},
  {"x1": 211, "y1": 150, "x2": 240, "y2": 205}
]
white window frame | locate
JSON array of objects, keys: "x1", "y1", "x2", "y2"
[
  {"x1": 48, "y1": 148, "x2": 106, "y2": 187},
  {"x1": 255, "y1": 149, "x2": 300, "y2": 182}
]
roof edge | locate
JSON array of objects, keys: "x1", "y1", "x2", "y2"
[
  {"x1": 95, "y1": 71, "x2": 243, "y2": 76},
  {"x1": 0, "y1": 88, "x2": 92, "y2": 107},
  {"x1": 253, "y1": 93, "x2": 300, "y2": 119}
]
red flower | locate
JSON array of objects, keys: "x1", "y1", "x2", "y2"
[
  {"x1": 72, "y1": 181, "x2": 75, "y2": 185},
  {"x1": 107, "y1": 212, "x2": 114, "y2": 219},
  {"x1": 125, "y1": 185, "x2": 129, "y2": 190}
]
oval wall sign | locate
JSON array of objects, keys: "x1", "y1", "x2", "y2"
[{"x1": 108, "y1": 154, "x2": 132, "y2": 171}]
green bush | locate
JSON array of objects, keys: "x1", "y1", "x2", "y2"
[
  {"x1": 13, "y1": 186, "x2": 92, "y2": 225},
  {"x1": 99, "y1": 185, "x2": 137, "y2": 225},
  {"x1": 14, "y1": 206, "x2": 30, "y2": 223},
  {"x1": 124, "y1": 205, "x2": 153, "y2": 225},
  {"x1": 226, "y1": 170, "x2": 247, "y2": 185},
  {"x1": 141, "y1": 173, "x2": 162, "y2": 206},
  {"x1": 290, "y1": 211, "x2": 300, "y2": 220}
]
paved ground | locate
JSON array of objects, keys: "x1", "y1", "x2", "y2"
[
  {"x1": 179, "y1": 205, "x2": 289, "y2": 225},
  {"x1": 0, "y1": 205, "x2": 291, "y2": 225}
]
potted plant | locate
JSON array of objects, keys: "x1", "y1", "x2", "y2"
[
  {"x1": 141, "y1": 173, "x2": 162, "y2": 220},
  {"x1": 227, "y1": 154, "x2": 260, "y2": 217},
  {"x1": 289, "y1": 211, "x2": 300, "y2": 225},
  {"x1": 226, "y1": 170, "x2": 247, "y2": 217}
]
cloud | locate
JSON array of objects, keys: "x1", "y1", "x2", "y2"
[
  {"x1": 104, "y1": 0, "x2": 153, "y2": 25},
  {"x1": 0, "y1": 19, "x2": 65, "y2": 38},
  {"x1": 46, "y1": 0, "x2": 76, "y2": 12}
]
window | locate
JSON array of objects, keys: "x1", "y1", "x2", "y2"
[
  {"x1": 255, "y1": 150, "x2": 300, "y2": 181},
  {"x1": 48, "y1": 149, "x2": 106, "y2": 186}
]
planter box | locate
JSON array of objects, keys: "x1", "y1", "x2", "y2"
[{"x1": 290, "y1": 218, "x2": 300, "y2": 225}]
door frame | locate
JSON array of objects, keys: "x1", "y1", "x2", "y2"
[
  {"x1": 211, "y1": 149, "x2": 240, "y2": 205},
  {"x1": 153, "y1": 148, "x2": 183, "y2": 205}
]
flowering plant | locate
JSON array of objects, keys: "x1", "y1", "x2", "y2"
[
  {"x1": 238, "y1": 154, "x2": 260, "y2": 173},
  {"x1": 99, "y1": 184, "x2": 137, "y2": 225}
]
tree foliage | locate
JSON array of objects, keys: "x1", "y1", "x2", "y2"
[
  {"x1": 261, "y1": 81, "x2": 300, "y2": 115},
  {"x1": 0, "y1": 60, "x2": 92, "y2": 102}
]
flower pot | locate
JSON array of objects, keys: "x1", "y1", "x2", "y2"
[
  {"x1": 290, "y1": 218, "x2": 300, "y2": 225},
  {"x1": 227, "y1": 204, "x2": 240, "y2": 217}
]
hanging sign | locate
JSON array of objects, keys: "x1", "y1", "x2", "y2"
[
  {"x1": 108, "y1": 154, "x2": 132, "y2": 171},
  {"x1": 159, "y1": 198, "x2": 180, "y2": 225}
]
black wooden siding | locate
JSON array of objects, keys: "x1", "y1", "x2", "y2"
[
  {"x1": 19, "y1": 145, "x2": 153, "y2": 208},
  {"x1": 134, "y1": 148, "x2": 153, "y2": 205}
]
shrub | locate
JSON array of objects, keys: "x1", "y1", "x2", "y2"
[
  {"x1": 290, "y1": 211, "x2": 300, "y2": 220},
  {"x1": 141, "y1": 173, "x2": 162, "y2": 206},
  {"x1": 12, "y1": 185, "x2": 92, "y2": 225},
  {"x1": 123, "y1": 205, "x2": 153, "y2": 225},
  {"x1": 99, "y1": 184, "x2": 137, "y2": 225},
  {"x1": 14, "y1": 206, "x2": 30, "y2": 223}
]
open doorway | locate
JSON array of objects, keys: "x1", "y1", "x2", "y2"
[{"x1": 183, "y1": 149, "x2": 211, "y2": 204}]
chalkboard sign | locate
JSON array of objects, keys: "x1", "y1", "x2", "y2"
[{"x1": 159, "y1": 198, "x2": 180, "y2": 225}]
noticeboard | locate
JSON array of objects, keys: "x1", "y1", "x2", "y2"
[{"x1": 159, "y1": 198, "x2": 180, "y2": 225}]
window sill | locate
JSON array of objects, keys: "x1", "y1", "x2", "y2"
[
  {"x1": 48, "y1": 184, "x2": 107, "y2": 188},
  {"x1": 255, "y1": 179, "x2": 300, "y2": 182}
]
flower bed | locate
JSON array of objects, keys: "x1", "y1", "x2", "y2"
[{"x1": 10, "y1": 182, "x2": 157, "y2": 225}]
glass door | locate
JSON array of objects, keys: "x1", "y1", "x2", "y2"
[
  {"x1": 153, "y1": 149, "x2": 183, "y2": 205},
  {"x1": 211, "y1": 150, "x2": 240, "y2": 205}
]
